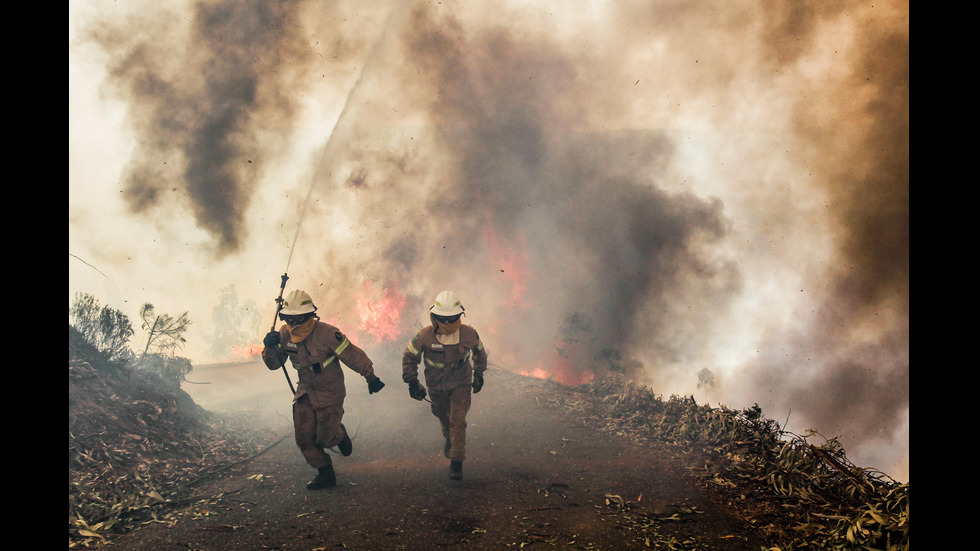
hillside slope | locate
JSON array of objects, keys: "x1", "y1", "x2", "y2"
[{"x1": 69, "y1": 326, "x2": 269, "y2": 544}]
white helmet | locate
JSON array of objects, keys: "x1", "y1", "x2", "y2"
[
  {"x1": 430, "y1": 290, "x2": 464, "y2": 316},
  {"x1": 280, "y1": 290, "x2": 317, "y2": 315}
]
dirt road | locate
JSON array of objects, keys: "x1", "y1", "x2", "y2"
[{"x1": 106, "y1": 366, "x2": 767, "y2": 550}]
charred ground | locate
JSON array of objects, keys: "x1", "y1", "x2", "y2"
[{"x1": 69, "y1": 327, "x2": 907, "y2": 550}]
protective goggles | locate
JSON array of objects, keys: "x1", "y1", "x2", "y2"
[
  {"x1": 433, "y1": 314, "x2": 462, "y2": 324},
  {"x1": 280, "y1": 313, "x2": 314, "y2": 325}
]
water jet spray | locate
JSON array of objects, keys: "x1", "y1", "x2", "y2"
[{"x1": 265, "y1": 9, "x2": 397, "y2": 396}]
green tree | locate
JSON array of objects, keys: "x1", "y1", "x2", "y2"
[
  {"x1": 697, "y1": 368, "x2": 716, "y2": 401},
  {"x1": 208, "y1": 285, "x2": 262, "y2": 357},
  {"x1": 139, "y1": 303, "x2": 191, "y2": 356},
  {"x1": 69, "y1": 292, "x2": 134, "y2": 362}
]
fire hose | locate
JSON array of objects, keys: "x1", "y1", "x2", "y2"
[{"x1": 268, "y1": 273, "x2": 296, "y2": 395}]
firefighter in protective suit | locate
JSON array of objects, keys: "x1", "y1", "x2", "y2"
[
  {"x1": 262, "y1": 290, "x2": 385, "y2": 490},
  {"x1": 403, "y1": 291, "x2": 487, "y2": 480}
]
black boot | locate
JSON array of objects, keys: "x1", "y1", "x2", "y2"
[
  {"x1": 338, "y1": 424, "x2": 353, "y2": 457},
  {"x1": 443, "y1": 438, "x2": 451, "y2": 459},
  {"x1": 450, "y1": 460, "x2": 463, "y2": 481},
  {"x1": 307, "y1": 463, "x2": 336, "y2": 490}
]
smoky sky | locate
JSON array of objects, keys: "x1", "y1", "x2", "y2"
[{"x1": 79, "y1": 0, "x2": 908, "y2": 472}]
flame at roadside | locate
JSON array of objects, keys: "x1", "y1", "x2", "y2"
[
  {"x1": 356, "y1": 280, "x2": 407, "y2": 343},
  {"x1": 203, "y1": 342, "x2": 262, "y2": 364},
  {"x1": 520, "y1": 344, "x2": 596, "y2": 387},
  {"x1": 231, "y1": 342, "x2": 264, "y2": 359}
]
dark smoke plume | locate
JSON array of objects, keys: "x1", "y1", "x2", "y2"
[
  {"x1": 358, "y1": 7, "x2": 739, "y2": 382},
  {"x1": 90, "y1": 0, "x2": 311, "y2": 253},
  {"x1": 740, "y1": 2, "x2": 909, "y2": 453}
]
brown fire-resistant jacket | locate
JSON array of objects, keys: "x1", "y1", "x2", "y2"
[
  {"x1": 262, "y1": 320, "x2": 376, "y2": 409},
  {"x1": 402, "y1": 325, "x2": 487, "y2": 392}
]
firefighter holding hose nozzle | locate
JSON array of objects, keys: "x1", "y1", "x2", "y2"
[
  {"x1": 402, "y1": 291, "x2": 488, "y2": 480},
  {"x1": 262, "y1": 289, "x2": 386, "y2": 490}
]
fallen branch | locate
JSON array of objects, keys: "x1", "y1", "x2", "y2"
[{"x1": 175, "y1": 432, "x2": 292, "y2": 491}]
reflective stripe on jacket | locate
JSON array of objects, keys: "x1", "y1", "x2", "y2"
[
  {"x1": 262, "y1": 320, "x2": 375, "y2": 408},
  {"x1": 402, "y1": 325, "x2": 487, "y2": 392}
]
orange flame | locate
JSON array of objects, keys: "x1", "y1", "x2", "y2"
[
  {"x1": 521, "y1": 367, "x2": 551, "y2": 380},
  {"x1": 230, "y1": 342, "x2": 263, "y2": 359},
  {"x1": 355, "y1": 280, "x2": 406, "y2": 342},
  {"x1": 520, "y1": 346, "x2": 595, "y2": 386}
]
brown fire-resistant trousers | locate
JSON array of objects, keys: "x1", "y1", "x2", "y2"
[
  {"x1": 429, "y1": 384, "x2": 472, "y2": 462},
  {"x1": 292, "y1": 395, "x2": 345, "y2": 469}
]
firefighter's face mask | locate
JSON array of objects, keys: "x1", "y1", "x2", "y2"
[
  {"x1": 281, "y1": 313, "x2": 317, "y2": 343},
  {"x1": 433, "y1": 313, "x2": 462, "y2": 335}
]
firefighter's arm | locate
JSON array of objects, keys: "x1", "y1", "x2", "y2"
[
  {"x1": 402, "y1": 333, "x2": 428, "y2": 401},
  {"x1": 331, "y1": 331, "x2": 384, "y2": 394},
  {"x1": 261, "y1": 330, "x2": 287, "y2": 370},
  {"x1": 401, "y1": 333, "x2": 423, "y2": 384},
  {"x1": 472, "y1": 335, "x2": 488, "y2": 376},
  {"x1": 471, "y1": 335, "x2": 488, "y2": 393}
]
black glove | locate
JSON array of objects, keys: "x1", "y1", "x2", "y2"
[
  {"x1": 408, "y1": 380, "x2": 427, "y2": 401},
  {"x1": 472, "y1": 373, "x2": 485, "y2": 394},
  {"x1": 367, "y1": 376, "x2": 385, "y2": 394},
  {"x1": 263, "y1": 331, "x2": 280, "y2": 348}
]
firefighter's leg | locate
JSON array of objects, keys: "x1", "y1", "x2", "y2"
[
  {"x1": 292, "y1": 396, "x2": 332, "y2": 470},
  {"x1": 447, "y1": 385, "x2": 472, "y2": 463},
  {"x1": 313, "y1": 401, "x2": 346, "y2": 450},
  {"x1": 429, "y1": 390, "x2": 452, "y2": 456}
]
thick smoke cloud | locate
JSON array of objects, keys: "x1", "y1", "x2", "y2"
[
  {"x1": 742, "y1": 2, "x2": 909, "y2": 456},
  {"x1": 389, "y1": 7, "x2": 736, "y2": 382},
  {"x1": 74, "y1": 0, "x2": 908, "y2": 475},
  {"x1": 89, "y1": 0, "x2": 312, "y2": 254}
]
